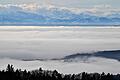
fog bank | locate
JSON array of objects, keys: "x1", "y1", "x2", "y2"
[{"x1": 0, "y1": 26, "x2": 120, "y2": 59}]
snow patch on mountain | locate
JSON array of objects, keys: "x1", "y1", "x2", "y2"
[{"x1": 0, "y1": 4, "x2": 120, "y2": 25}]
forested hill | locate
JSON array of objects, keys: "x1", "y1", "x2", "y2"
[{"x1": 63, "y1": 50, "x2": 120, "y2": 62}]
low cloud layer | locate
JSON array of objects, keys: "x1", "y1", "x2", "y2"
[{"x1": 0, "y1": 27, "x2": 120, "y2": 59}]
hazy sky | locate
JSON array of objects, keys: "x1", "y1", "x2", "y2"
[{"x1": 0, "y1": 0, "x2": 120, "y2": 8}]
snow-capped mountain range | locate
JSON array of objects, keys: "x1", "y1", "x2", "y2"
[{"x1": 0, "y1": 4, "x2": 120, "y2": 26}]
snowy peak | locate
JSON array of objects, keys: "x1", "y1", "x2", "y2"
[{"x1": 0, "y1": 4, "x2": 120, "y2": 26}]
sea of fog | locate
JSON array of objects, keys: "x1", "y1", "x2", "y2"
[
  {"x1": 0, "y1": 26, "x2": 120, "y2": 74},
  {"x1": 0, "y1": 26, "x2": 120, "y2": 59}
]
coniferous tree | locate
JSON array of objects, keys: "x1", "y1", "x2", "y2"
[{"x1": 0, "y1": 64, "x2": 119, "y2": 80}]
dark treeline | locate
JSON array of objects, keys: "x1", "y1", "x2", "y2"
[{"x1": 0, "y1": 64, "x2": 120, "y2": 80}]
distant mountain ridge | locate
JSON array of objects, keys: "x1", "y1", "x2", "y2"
[
  {"x1": 63, "y1": 50, "x2": 120, "y2": 62},
  {"x1": 22, "y1": 50, "x2": 120, "y2": 62},
  {"x1": 0, "y1": 4, "x2": 120, "y2": 26}
]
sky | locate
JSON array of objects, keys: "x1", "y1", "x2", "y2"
[{"x1": 0, "y1": 0, "x2": 120, "y2": 8}]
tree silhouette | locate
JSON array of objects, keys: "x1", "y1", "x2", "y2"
[
  {"x1": 6, "y1": 64, "x2": 14, "y2": 72},
  {"x1": 0, "y1": 64, "x2": 119, "y2": 80}
]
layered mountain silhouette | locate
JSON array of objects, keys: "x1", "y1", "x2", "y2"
[
  {"x1": 0, "y1": 5, "x2": 120, "y2": 26},
  {"x1": 63, "y1": 50, "x2": 120, "y2": 62}
]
